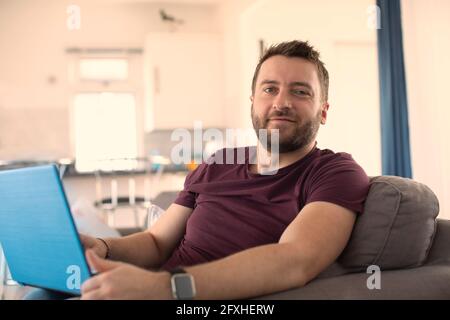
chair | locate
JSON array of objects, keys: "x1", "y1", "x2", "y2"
[{"x1": 93, "y1": 157, "x2": 164, "y2": 228}]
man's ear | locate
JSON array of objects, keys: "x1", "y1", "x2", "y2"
[
  {"x1": 250, "y1": 95, "x2": 254, "y2": 103},
  {"x1": 321, "y1": 103, "x2": 329, "y2": 125}
]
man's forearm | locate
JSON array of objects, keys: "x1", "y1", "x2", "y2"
[
  {"x1": 105, "y1": 231, "x2": 164, "y2": 269},
  {"x1": 183, "y1": 242, "x2": 309, "y2": 300}
]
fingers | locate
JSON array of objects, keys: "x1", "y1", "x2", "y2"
[
  {"x1": 81, "y1": 275, "x2": 102, "y2": 295},
  {"x1": 85, "y1": 249, "x2": 121, "y2": 273},
  {"x1": 81, "y1": 252, "x2": 128, "y2": 300},
  {"x1": 78, "y1": 234, "x2": 94, "y2": 248},
  {"x1": 78, "y1": 233, "x2": 87, "y2": 243},
  {"x1": 86, "y1": 249, "x2": 105, "y2": 273}
]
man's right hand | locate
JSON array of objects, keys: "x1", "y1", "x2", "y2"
[{"x1": 79, "y1": 234, "x2": 109, "y2": 259}]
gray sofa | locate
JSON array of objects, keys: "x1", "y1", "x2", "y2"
[
  {"x1": 259, "y1": 176, "x2": 450, "y2": 299},
  {"x1": 130, "y1": 176, "x2": 450, "y2": 299}
]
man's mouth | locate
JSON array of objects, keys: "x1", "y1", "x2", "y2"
[{"x1": 268, "y1": 117, "x2": 296, "y2": 123}]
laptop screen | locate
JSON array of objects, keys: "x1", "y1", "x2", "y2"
[{"x1": 0, "y1": 164, "x2": 92, "y2": 295}]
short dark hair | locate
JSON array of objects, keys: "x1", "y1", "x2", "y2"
[{"x1": 251, "y1": 40, "x2": 329, "y2": 102}]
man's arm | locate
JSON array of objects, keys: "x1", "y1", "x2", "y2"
[
  {"x1": 98, "y1": 203, "x2": 193, "y2": 269},
  {"x1": 80, "y1": 201, "x2": 357, "y2": 299},
  {"x1": 184, "y1": 201, "x2": 356, "y2": 299}
]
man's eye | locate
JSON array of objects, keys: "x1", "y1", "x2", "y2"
[
  {"x1": 263, "y1": 87, "x2": 277, "y2": 94},
  {"x1": 292, "y1": 89, "x2": 309, "y2": 96}
]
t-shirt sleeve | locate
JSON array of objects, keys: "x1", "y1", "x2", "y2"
[
  {"x1": 173, "y1": 162, "x2": 208, "y2": 209},
  {"x1": 304, "y1": 153, "x2": 370, "y2": 214}
]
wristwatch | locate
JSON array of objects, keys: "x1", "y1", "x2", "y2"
[{"x1": 170, "y1": 267, "x2": 196, "y2": 300}]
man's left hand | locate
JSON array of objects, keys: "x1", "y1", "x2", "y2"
[{"x1": 81, "y1": 249, "x2": 171, "y2": 300}]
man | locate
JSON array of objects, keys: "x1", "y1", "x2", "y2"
[{"x1": 78, "y1": 40, "x2": 370, "y2": 300}]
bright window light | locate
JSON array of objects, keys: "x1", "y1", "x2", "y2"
[
  {"x1": 73, "y1": 92, "x2": 137, "y2": 172},
  {"x1": 79, "y1": 59, "x2": 128, "y2": 80}
]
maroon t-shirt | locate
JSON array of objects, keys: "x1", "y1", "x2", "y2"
[{"x1": 162, "y1": 145, "x2": 370, "y2": 270}]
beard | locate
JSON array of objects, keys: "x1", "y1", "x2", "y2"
[{"x1": 251, "y1": 104, "x2": 321, "y2": 153}]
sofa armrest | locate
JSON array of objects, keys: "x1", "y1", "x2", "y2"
[{"x1": 426, "y1": 219, "x2": 450, "y2": 264}]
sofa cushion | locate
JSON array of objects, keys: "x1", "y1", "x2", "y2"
[
  {"x1": 259, "y1": 264, "x2": 450, "y2": 300},
  {"x1": 318, "y1": 176, "x2": 439, "y2": 277}
]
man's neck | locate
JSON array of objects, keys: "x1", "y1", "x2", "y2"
[{"x1": 254, "y1": 140, "x2": 316, "y2": 174}]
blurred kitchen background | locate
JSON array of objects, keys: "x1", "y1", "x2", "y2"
[{"x1": 0, "y1": 0, "x2": 449, "y2": 227}]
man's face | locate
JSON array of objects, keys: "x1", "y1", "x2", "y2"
[{"x1": 251, "y1": 55, "x2": 328, "y2": 153}]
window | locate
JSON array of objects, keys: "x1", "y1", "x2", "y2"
[
  {"x1": 79, "y1": 58, "x2": 128, "y2": 81},
  {"x1": 73, "y1": 92, "x2": 137, "y2": 172},
  {"x1": 69, "y1": 52, "x2": 143, "y2": 173}
]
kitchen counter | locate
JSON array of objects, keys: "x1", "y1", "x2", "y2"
[{"x1": 0, "y1": 160, "x2": 189, "y2": 177}]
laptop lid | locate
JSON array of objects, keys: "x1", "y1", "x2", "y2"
[{"x1": 0, "y1": 164, "x2": 92, "y2": 295}]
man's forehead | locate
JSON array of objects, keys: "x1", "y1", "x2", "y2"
[{"x1": 258, "y1": 55, "x2": 318, "y2": 84}]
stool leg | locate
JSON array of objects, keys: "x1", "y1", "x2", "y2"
[{"x1": 133, "y1": 207, "x2": 140, "y2": 228}]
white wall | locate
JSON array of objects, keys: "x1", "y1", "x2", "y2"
[
  {"x1": 215, "y1": 0, "x2": 256, "y2": 129},
  {"x1": 0, "y1": 0, "x2": 219, "y2": 160},
  {"x1": 1, "y1": 0, "x2": 381, "y2": 173},
  {"x1": 218, "y1": 0, "x2": 381, "y2": 176},
  {"x1": 0, "y1": 0, "x2": 219, "y2": 226},
  {"x1": 144, "y1": 32, "x2": 224, "y2": 130},
  {"x1": 402, "y1": 0, "x2": 450, "y2": 219},
  {"x1": 7, "y1": 0, "x2": 445, "y2": 219}
]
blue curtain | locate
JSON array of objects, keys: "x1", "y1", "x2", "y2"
[{"x1": 376, "y1": 0, "x2": 412, "y2": 178}]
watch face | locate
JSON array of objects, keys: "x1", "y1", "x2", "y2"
[{"x1": 172, "y1": 274, "x2": 196, "y2": 300}]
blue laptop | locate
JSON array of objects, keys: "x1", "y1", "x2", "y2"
[{"x1": 0, "y1": 164, "x2": 92, "y2": 295}]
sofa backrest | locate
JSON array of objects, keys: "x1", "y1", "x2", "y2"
[{"x1": 318, "y1": 175, "x2": 440, "y2": 278}]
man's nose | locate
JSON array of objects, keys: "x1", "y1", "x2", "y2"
[{"x1": 272, "y1": 90, "x2": 292, "y2": 110}]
